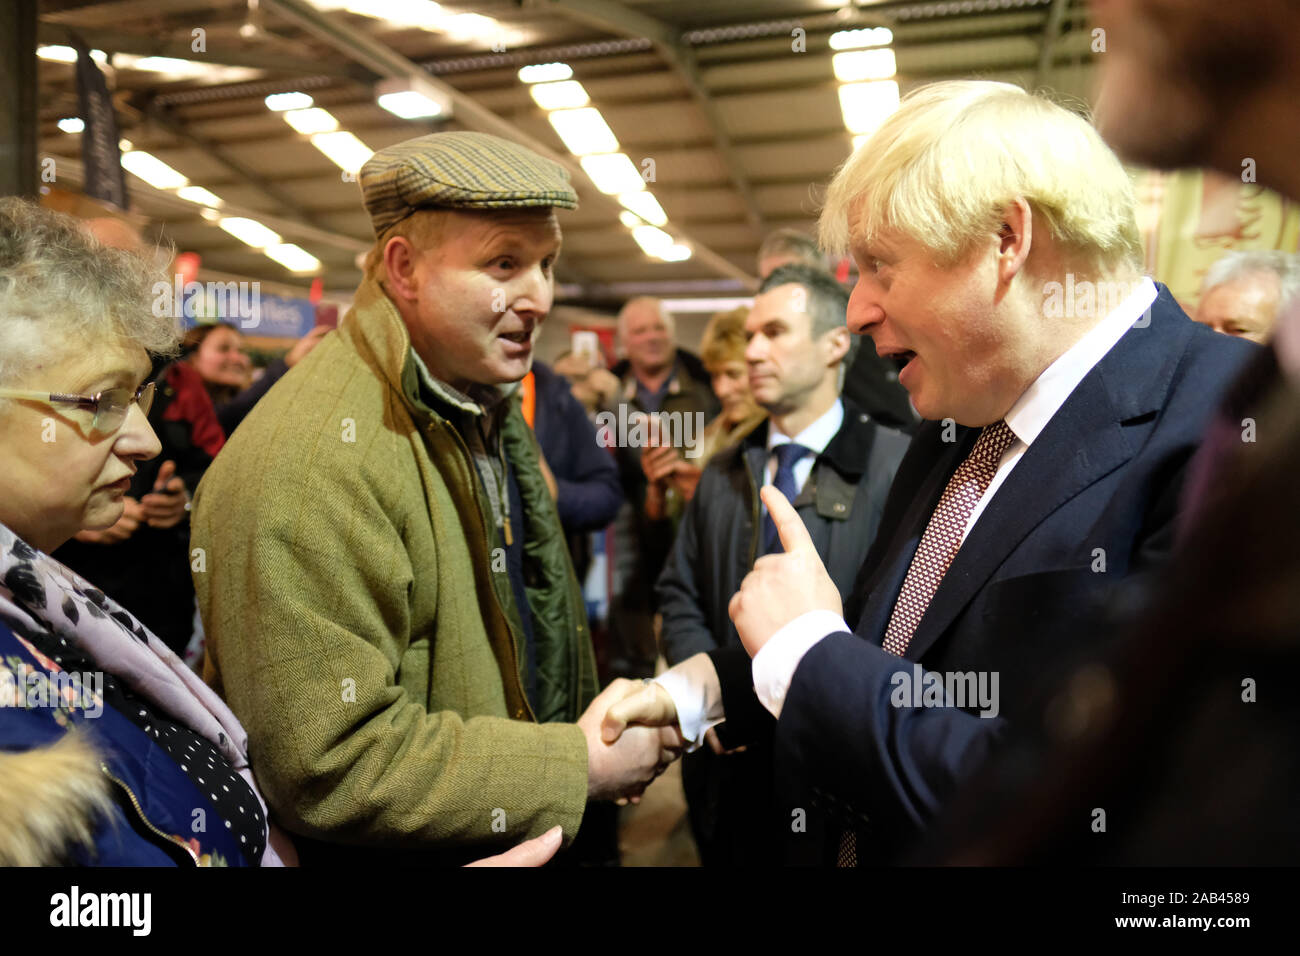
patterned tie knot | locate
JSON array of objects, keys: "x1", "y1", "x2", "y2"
[{"x1": 970, "y1": 420, "x2": 1016, "y2": 465}]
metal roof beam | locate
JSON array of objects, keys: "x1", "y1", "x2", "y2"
[
  {"x1": 1035, "y1": 0, "x2": 1070, "y2": 87},
  {"x1": 35, "y1": 22, "x2": 366, "y2": 80}
]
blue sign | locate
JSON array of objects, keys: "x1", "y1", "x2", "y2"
[{"x1": 168, "y1": 279, "x2": 316, "y2": 337}]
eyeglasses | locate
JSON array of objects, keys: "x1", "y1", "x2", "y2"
[{"x1": 0, "y1": 381, "x2": 155, "y2": 434}]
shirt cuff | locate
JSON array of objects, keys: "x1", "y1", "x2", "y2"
[
  {"x1": 654, "y1": 653, "x2": 725, "y2": 753},
  {"x1": 752, "y1": 610, "x2": 848, "y2": 720}
]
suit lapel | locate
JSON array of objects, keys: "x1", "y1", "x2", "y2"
[
  {"x1": 854, "y1": 427, "x2": 977, "y2": 643},
  {"x1": 902, "y1": 373, "x2": 1133, "y2": 660},
  {"x1": 897, "y1": 287, "x2": 1193, "y2": 661}
]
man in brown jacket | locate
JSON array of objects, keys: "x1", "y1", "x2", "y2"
[{"x1": 192, "y1": 132, "x2": 679, "y2": 866}]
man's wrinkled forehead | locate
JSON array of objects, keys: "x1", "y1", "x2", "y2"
[
  {"x1": 846, "y1": 197, "x2": 895, "y2": 255},
  {"x1": 425, "y1": 206, "x2": 562, "y2": 258},
  {"x1": 473, "y1": 207, "x2": 562, "y2": 243}
]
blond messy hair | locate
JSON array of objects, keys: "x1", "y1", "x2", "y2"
[
  {"x1": 363, "y1": 208, "x2": 454, "y2": 284},
  {"x1": 819, "y1": 80, "x2": 1143, "y2": 279}
]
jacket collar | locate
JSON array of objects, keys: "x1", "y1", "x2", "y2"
[
  {"x1": 733, "y1": 397, "x2": 879, "y2": 482},
  {"x1": 343, "y1": 275, "x2": 431, "y2": 418},
  {"x1": 343, "y1": 275, "x2": 516, "y2": 425},
  {"x1": 727, "y1": 398, "x2": 882, "y2": 523}
]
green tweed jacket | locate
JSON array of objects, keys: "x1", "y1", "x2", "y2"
[{"x1": 191, "y1": 276, "x2": 599, "y2": 863}]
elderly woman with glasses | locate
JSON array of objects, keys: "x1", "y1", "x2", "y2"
[{"x1": 0, "y1": 198, "x2": 293, "y2": 866}]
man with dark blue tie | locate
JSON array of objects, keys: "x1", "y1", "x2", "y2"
[{"x1": 651, "y1": 264, "x2": 909, "y2": 865}]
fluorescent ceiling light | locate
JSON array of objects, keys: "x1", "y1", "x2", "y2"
[
  {"x1": 37, "y1": 45, "x2": 78, "y2": 62},
  {"x1": 436, "y1": 12, "x2": 497, "y2": 37},
  {"x1": 618, "y1": 191, "x2": 667, "y2": 227},
  {"x1": 659, "y1": 243, "x2": 692, "y2": 262},
  {"x1": 37, "y1": 45, "x2": 107, "y2": 65},
  {"x1": 265, "y1": 91, "x2": 314, "y2": 111},
  {"x1": 529, "y1": 80, "x2": 589, "y2": 111},
  {"x1": 838, "y1": 80, "x2": 900, "y2": 136},
  {"x1": 377, "y1": 90, "x2": 445, "y2": 118},
  {"x1": 581, "y1": 153, "x2": 644, "y2": 195},
  {"x1": 283, "y1": 107, "x2": 339, "y2": 134},
  {"x1": 375, "y1": 76, "x2": 453, "y2": 120},
  {"x1": 177, "y1": 186, "x2": 224, "y2": 207},
  {"x1": 57, "y1": 117, "x2": 85, "y2": 134},
  {"x1": 119, "y1": 138, "x2": 132, "y2": 151},
  {"x1": 833, "y1": 49, "x2": 897, "y2": 82},
  {"x1": 311, "y1": 131, "x2": 375, "y2": 173},
  {"x1": 219, "y1": 217, "x2": 281, "y2": 248},
  {"x1": 631, "y1": 225, "x2": 674, "y2": 256},
  {"x1": 518, "y1": 62, "x2": 572, "y2": 84},
  {"x1": 829, "y1": 27, "x2": 894, "y2": 50},
  {"x1": 264, "y1": 243, "x2": 322, "y2": 274},
  {"x1": 110, "y1": 54, "x2": 257, "y2": 83},
  {"x1": 126, "y1": 56, "x2": 202, "y2": 74},
  {"x1": 121, "y1": 151, "x2": 189, "y2": 190},
  {"x1": 548, "y1": 108, "x2": 619, "y2": 155},
  {"x1": 200, "y1": 208, "x2": 222, "y2": 222},
  {"x1": 618, "y1": 211, "x2": 641, "y2": 228},
  {"x1": 323, "y1": 1, "x2": 443, "y2": 27}
]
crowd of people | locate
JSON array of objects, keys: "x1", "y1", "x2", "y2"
[{"x1": 2, "y1": 0, "x2": 1299, "y2": 869}]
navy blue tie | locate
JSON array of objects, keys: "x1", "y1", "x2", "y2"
[{"x1": 763, "y1": 442, "x2": 812, "y2": 554}]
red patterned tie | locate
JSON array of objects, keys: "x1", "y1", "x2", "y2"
[
  {"x1": 838, "y1": 420, "x2": 1015, "y2": 868},
  {"x1": 881, "y1": 420, "x2": 1017, "y2": 658}
]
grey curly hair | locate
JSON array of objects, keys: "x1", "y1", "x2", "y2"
[{"x1": 0, "y1": 198, "x2": 180, "y2": 386}]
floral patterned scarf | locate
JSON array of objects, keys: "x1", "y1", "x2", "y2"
[{"x1": 0, "y1": 522, "x2": 293, "y2": 865}]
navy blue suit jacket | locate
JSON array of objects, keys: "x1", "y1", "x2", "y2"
[{"x1": 773, "y1": 285, "x2": 1259, "y2": 863}]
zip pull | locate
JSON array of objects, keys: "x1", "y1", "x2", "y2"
[{"x1": 503, "y1": 517, "x2": 513, "y2": 547}]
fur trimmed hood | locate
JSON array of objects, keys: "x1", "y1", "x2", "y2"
[{"x1": 0, "y1": 733, "x2": 112, "y2": 866}]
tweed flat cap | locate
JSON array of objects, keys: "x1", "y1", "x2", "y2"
[{"x1": 360, "y1": 131, "x2": 578, "y2": 236}]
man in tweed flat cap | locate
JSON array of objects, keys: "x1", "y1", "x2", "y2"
[{"x1": 192, "y1": 131, "x2": 681, "y2": 866}]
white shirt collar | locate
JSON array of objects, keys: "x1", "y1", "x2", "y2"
[
  {"x1": 1004, "y1": 276, "x2": 1158, "y2": 447},
  {"x1": 767, "y1": 398, "x2": 844, "y2": 457}
]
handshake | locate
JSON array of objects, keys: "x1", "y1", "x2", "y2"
[{"x1": 577, "y1": 677, "x2": 685, "y2": 805}]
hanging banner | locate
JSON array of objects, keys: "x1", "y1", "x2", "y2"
[
  {"x1": 1133, "y1": 167, "x2": 1300, "y2": 312},
  {"x1": 70, "y1": 33, "x2": 128, "y2": 211}
]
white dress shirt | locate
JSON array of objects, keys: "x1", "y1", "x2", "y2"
[
  {"x1": 654, "y1": 398, "x2": 844, "y2": 749},
  {"x1": 763, "y1": 398, "x2": 844, "y2": 493},
  {"x1": 752, "y1": 276, "x2": 1159, "y2": 718}
]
